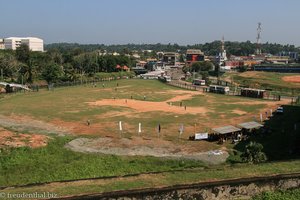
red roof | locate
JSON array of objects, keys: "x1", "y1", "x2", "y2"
[
  {"x1": 123, "y1": 65, "x2": 129, "y2": 70},
  {"x1": 116, "y1": 65, "x2": 121, "y2": 69}
]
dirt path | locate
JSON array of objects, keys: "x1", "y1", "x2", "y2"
[
  {"x1": 65, "y1": 137, "x2": 228, "y2": 165},
  {"x1": 0, "y1": 115, "x2": 70, "y2": 136}
]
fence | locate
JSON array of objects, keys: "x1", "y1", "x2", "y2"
[
  {"x1": 167, "y1": 81, "x2": 205, "y2": 91},
  {"x1": 28, "y1": 76, "x2": 129, "y2": 91}
]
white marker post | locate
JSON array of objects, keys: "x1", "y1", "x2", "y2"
[
  {"x1": 260, "y1": 113, "x2": 263, "y2": 123},
  {"x1": 119, "y1": 121, "x2": 123, "y2": 136},
  {"x1": 179, "y1": 124, "x2": 184, "y2": 139},
  {"x1": 138, "y1": 123, "x2": 142, "y2": 136},
  {"x1": 270, "y1": 109, "x2": 273, "y2": 117}
]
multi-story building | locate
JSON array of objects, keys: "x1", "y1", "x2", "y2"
[
  {"x1": 186, "y1": 49, "x2": 204, "y2": 65},
  {"x1": 162, "y1": 52, "x2": 179, "y2": 66},
  {"x1": 4, "y1": 37, "x2": 44, "y2": 51}
]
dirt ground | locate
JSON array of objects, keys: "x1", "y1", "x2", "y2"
[
  {"x1": 282, "y1": 75, "x2": 300, "y2": 83},
  {"x1": 65, "y1": 137, "x2": 228, "y2": 165},
  {"x1": 0, "y1": 115, "x2": 70, "y2": 136},
  {"x1": 88, "y1": 98, "x2": 207, "y2": 115},
  {"x1": 0, "y1": 127, "x2": 48, "y2": 148}
]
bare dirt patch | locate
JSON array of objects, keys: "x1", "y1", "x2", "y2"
[
  {"x1": 88, "y1": 98, "x2": 207, "y2": 115},
  {"x1": 0, "y1": 115, "x2": 70, "y2": 136},
  {"x1": 282, "y1": 75, "x2": 300, "y2": 83},
  {"x1": 232, "y1": 110, "x2": 247, "y2": 115},
  {"x1": 0, "y1": 127, "x2": 49, "y2": 148},
  {"x1": 66, "y1": 137, "x2": 228, "y2": 165}
]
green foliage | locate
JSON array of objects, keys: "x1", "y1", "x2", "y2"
[
  {"x1": 16, "y1": 44, "x2": 30, "y2": 64},
  {"x1": 252, "y1": 189, "x2": 300, "y2": 200},
  {"x1": 190, "y1": 61, "x2": 213, "y2": 72},
  {"x1": 45, "y1": 41, "x2": 300, "y2": 56},
  {"x1": 241, "y1": 142, "x2": 267, "y2": 164},
  {"x1": 41, "y1": 63, "x2": 64, "y2": 84}
]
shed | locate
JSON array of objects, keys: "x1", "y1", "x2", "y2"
[
  {"x1": 212, "y1": 125, "x2": 241, "y2": 135},
  {"x1": 211, "y1": 125, "x2": 242, "y2": 142},
  {"x1": 238, "y1": 121, "x2": 263, "y2": 130}
]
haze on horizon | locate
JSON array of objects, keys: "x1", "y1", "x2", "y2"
[{"x1": 1, "y1": 0, "x2": 299, "y2": 46}]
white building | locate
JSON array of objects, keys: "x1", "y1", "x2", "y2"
[
  {"x1": 4, "y1": 37, "x2": 44, "y2": 52},
  {"x1": 0, "y1": 39, "x2": 4, "y2": 50}
]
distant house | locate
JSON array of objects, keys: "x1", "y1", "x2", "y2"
[{"x1": 116, "y1": 65, "x2": 130, "y2": 72}]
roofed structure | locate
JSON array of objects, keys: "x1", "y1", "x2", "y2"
[
  {"x1": 238, "y1": 121, "x2": 263, "y2": 130},
  {"x1": 212, "y1": 125, "x2": 241, "y2": 135}
]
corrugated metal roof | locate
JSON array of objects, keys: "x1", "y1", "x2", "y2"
[
  {"x1": 238, "y1": 121, "x2": 263, "y2": 129},
  {"x1": 212, "y1": 125, "x2": 241, "y2": 134}
]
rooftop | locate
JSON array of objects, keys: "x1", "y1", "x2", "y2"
[
  {"x1": 212, "y1": 125, "x2": 241, "y2": 134},
  {"x1": 238, "y1": 121, "x2": 263, "y2": 130}
]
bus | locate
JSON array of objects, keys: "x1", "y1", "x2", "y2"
[
  {"x1": 209, "y1": 85, "x2": 230, "y2": 94},
  {"x1": 192, "y1": 79, "x2": 206, "y2": 86}
]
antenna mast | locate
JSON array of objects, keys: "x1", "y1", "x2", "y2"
[{"x1": 256, "y1": 22, "x2": 262, "y2": 55}]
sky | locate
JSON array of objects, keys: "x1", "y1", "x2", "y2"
[{"x1": 1, "y1": 0, "x2": 299, "y2": 46}]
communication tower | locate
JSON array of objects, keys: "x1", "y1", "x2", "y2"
[{"x1": 256, "y1": 22, "x2": 262, "y2": 55}]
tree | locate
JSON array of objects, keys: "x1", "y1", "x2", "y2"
[
  {"x1": 191, "y1": 61, "x2": 213, "y2": 72},
  {"x1": 0, "y1": 53, "x2": 19, "y2": 81},
  {"x1": 16, "y1": 44, "x2": 30, "y2": 64},
  {"x1": 41, "y1": 63, "x2": 63, "y2": 85},
  {"x1": 241, "y1": 142, "x2": 267, "y2": 164}
]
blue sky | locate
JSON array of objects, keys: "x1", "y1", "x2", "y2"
[{"x1": 1, "y1": 0, "x2": 299, "y2": 45}]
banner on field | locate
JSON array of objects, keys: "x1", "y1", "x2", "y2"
[{"x1": 195, "y1": 132, "x2": 208, "y2": 140}]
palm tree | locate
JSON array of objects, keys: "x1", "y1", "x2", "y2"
[{"x1": 241, "y1": 142, "x2": 267, "y2": 164}]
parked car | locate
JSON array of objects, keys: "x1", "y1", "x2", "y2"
[{"x1": 276, "y1": 106, "x2": 284, "y2": 114}]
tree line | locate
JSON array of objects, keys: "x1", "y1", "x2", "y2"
[
  {"x1": 46, "y1": 41, "x2": 300, "y2": 56},
  {"x1": 0, "y1": 44, "x2": 135, "y2": 85}
]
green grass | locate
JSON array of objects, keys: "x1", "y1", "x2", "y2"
[
  {"x1": 224, "y1": 71, "x2": 300, "y2": 96},
  {"x1": 0, "y1": 136, "x2": 205, "y2": 187},
  {"x1": 2, "y1": 160, "x2": 300, "y2": 197},
  {"x1": 252, "y1": 188, "x2": 300, "y2": 200},
  {"x1": 0, "y1": 80, "x2": 180, "y2": 121}
]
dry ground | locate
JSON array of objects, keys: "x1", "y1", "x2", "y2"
[
  {"x1": 282, "y1": 75, "x2": 300, "y2": 83},
  {"x1": 0, "y1": 127, "x2": 48, "y2": 148}
]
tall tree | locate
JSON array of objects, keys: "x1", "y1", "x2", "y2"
[{"x1": 41, "y1": 63, "x2": 63, "y2": 85}]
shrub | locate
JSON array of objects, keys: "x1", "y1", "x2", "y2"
[{"x1": 241, "y1": 142, "x2": 267, "y2": 164}]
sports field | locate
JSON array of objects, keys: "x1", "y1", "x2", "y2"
[
  {"x1": 0, "y1": 79, "x2": 290, "y2": 186},
  {"x1": 223, "y1": 71, "x2": 300, "y2": 95},
  {"x1": 0, "y1": 79, "x2": 284, "y2": 148}
]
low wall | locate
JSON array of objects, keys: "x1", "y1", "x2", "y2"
[{"x1": 60, "y1": 173, "x2": 300, "y2": 200}]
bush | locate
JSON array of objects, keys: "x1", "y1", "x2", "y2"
[{"x1": 241, "y1": 142, "x2": 267, "y2": 164}]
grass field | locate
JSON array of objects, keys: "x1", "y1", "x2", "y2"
[
  {"x1": 0, "y1": 78, "x2": 299, "y2": 197},
  {"x1": 223, "y1": 71, "x2": 300, "y2": 96},
  {"x1": 0, "y1": 79, "x2": 281, "y2": 138},
  {"x1": 0, "y1": 136, "x2": 205, "y2": 187},
  {"x1": 1, "y1": 160, "x2": 300, "y2": 197}
]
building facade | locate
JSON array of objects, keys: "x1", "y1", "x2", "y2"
[
  {"x1": 4, "y1": 37, "x2": 44, "y2": 51},
  {"x1": 186, "y1": 49, "x2": 204, "y2": 65},
  {"x1": 0, "y1": 39, "x2": 4, "y2": 50}
]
